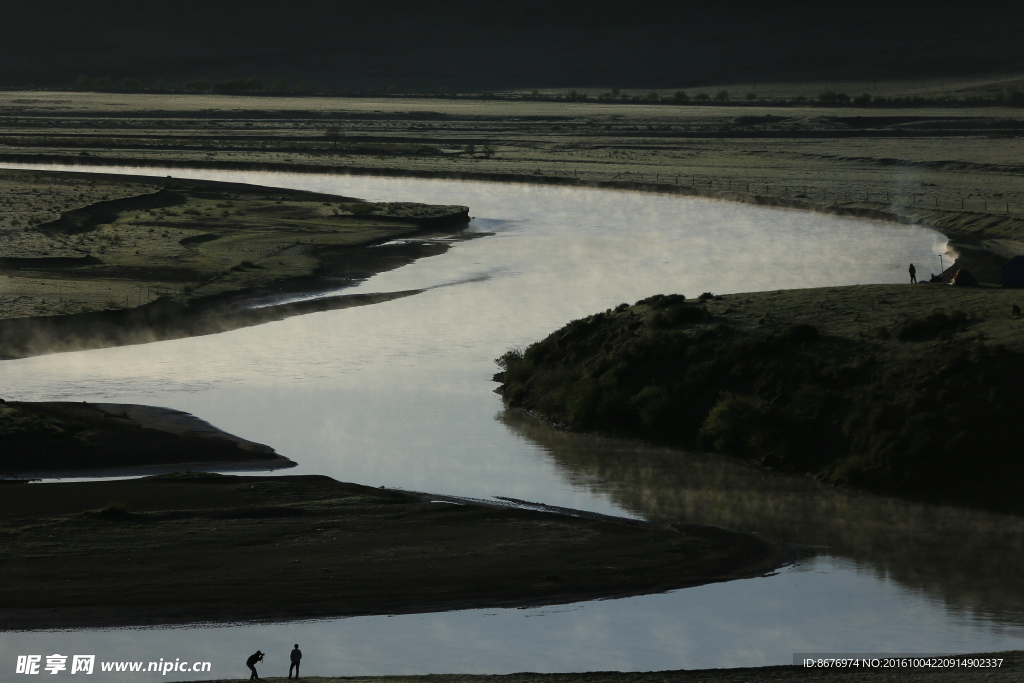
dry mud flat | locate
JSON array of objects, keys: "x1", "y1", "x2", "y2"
[{"x1": 0, "y1": 473, "x2": 787, "y2": 630}]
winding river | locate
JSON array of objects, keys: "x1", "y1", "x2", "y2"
[{"x1": 2, "y1": 165, "x2": 1022, "y2": 679}]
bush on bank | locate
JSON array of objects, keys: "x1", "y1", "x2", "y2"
[{"x1": 495, "y1": 292, "x2": 1024, "y2": 512}]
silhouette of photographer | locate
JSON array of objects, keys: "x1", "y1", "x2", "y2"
[{"x1": 246, "y1": 650, "x2": 264, "y2": 680}]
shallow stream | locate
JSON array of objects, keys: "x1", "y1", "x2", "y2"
[{"x1": 2, "y1": 165, "x2": 1022, "y2": 678}]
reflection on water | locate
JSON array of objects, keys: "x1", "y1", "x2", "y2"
[
  {"x1": 3, "y1": 556, "x2": 1022, "y2": 679},
  {"x1": 499, "y1": 410, "x2": 1024, "y2": 624},
  {"x1": 1, "y1": 165, "x2": 1020, "y2": 670}
]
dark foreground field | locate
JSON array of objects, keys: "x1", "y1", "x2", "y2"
[
  {"x1": 0, "y1": 401, "x2": 294, "y2": 477},
  {"x1": 0, "y1": 473, "x2": 787, "y2": 630},
  {"x1": 183, "y1": 654, "x2": 1024, "y2": 683}
]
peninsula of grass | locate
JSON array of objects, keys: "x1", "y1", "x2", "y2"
[
  {"x1": 495, "y1": 284, "x2": 1024, "y2": 513},
  {"x1": 0, "y1": 400, "x2": 294, "y2": 478},
  {"x1": 0, "y1": 169, "x2": 468, "y2": 357},
  {"x1": 0, "y1": 473, "x2": 786, "y2": 630}
]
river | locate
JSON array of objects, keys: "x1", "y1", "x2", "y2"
[{"x1": 2, "y1": 165, "x2": 1022, "y2": 679}]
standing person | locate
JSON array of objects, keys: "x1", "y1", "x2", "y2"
[
  {"x1": 909, "y1": 263, "x2": 917, "y2": 284},
  {"x1": 245, "y1": 650, "x2": 264, "y2": 680},
  {"x1": 289, "y1": 644, "x2": 302, "y2": 679}
]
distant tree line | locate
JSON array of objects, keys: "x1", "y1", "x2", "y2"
[
  {"x1": 73, "y1": 75, "x2": 316, "y2": 95},
  {"x1": 67, "y1": 76, "x2": 1024, "y2": 108},
  {"x1": 531, "y1": 87, "x2": 1024, "y2": 108}
]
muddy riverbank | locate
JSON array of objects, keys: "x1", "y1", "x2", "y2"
[
  {"x1": 0, "y1": 401, "x2": 294, "y2": 478},
  {"x1": 0, "y1": 473, "x2": 788, "y2": 630}
]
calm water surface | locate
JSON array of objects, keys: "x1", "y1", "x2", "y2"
[{"x1": 2, "y1": 165, "x2": 1021, "y2": 678}]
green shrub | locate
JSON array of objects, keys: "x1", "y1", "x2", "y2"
[
  {"x1": 630, "y1": 385, "x2": 672, "y2": 427},
  {"x1": 495, "y1": 346, "x2": 524, "y2": 371},
  {"x1": 699, "y1": 393, "x2": 765, "y2": 453}
]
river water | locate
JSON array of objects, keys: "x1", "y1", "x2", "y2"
[{"x1": 2, "y1": 165, "x2": 1022, "y2": 679}]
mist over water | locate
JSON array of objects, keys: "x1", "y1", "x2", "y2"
[{"x1": 3, "y1": 166, "x2": 1021, "y2": 676}]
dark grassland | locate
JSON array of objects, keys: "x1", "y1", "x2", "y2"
[
  {"x1": 0, "y1": 401, "x2": 293, "y2": 476},
  {"x1": 182, "y1": 655, "x2": 1024, "y2": 683},
  {"x1": 495, "y1": 285, "x2": 1024, "y2": 513},
  {"x1": 0, "y1": 473, "x2": 785, "y2": 630}
]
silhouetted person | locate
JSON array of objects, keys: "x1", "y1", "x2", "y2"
[
  {"x1": 246, "y1": 651, "x2": 264, "y2": 680},
  {"x1": 909, "y1": 263, "x2": 917, "y2": 284},
  {"x1": 289, "y1": 644, "x2": 302, "y2": 679}
]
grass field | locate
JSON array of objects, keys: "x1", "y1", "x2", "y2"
[
  {"x1": 2, "y1": 91, "x2": 1023, "y2": 251},
  {"x1": 0, "y1": 168, "x2": 466, "y2": 321}
]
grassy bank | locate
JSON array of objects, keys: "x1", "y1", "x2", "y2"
[
  {"x1": 0, "y1": 169, "x2": 468, "y2": 356},
  {"x1": 494, "y1": 284, "x2": 1024, "y2": 512},
  {"x1": 0, "y1": 473, "x2": 785, "y2": 630}
]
